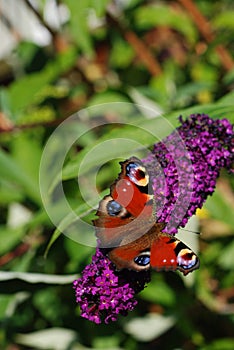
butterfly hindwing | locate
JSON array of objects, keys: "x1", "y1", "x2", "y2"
[
  {"x1": 150, "y1": 235, "x2": 199, "y2": 275},
  {"x1": 108, "y1": 226, "x2": 199, "y2": 275},
  {"x1": 108, "y1": 223, "x2": 164, "y2": 271}
]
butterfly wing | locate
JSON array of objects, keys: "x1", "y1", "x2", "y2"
[
  {"x1": 150, "y1": 235, "x2": 199, "y2": 275},
  {"x1": 94, "y1": 157, "x2": 155, "y2": 248},
  {"x1": 108, "y1": 226, "x2": 199, "y2": 275},
  {"x1": 111, "y1": 157, "x2": 153, "y2": 217},
  {"x1": 107, "y1": 223, "x2": 164, "y2": 271}
]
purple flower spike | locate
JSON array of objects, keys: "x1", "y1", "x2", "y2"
[
  {"x1": 73, "y1": 248, "x2": 140, "y2": 324},
  {"x1": 143, "y1": 114, "x2": 234, "y2": 233},
  {"x1": 74, "y1": 113, "x2": 233, "y2": 323}
]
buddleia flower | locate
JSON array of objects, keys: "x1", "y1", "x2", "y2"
[{"x1": 73, "y1": 114, "x2": 233, "y2": 323}]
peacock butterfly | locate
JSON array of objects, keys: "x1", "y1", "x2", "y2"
[{"x1": 93, "y1": 157, "x2": 199, "y2": 276}]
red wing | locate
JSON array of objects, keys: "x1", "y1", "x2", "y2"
[
  {"x1": 150, "y1": 236, "x2": 199, "y2": 275},
  {"x1": 106, "y1": 229, "x2": 199, "y2": 275},
  {"x1": 108, "y1": 244, "x2": 145, "y2": 271},
  {"x1": 94, "y1": 158, "x2": 155, "y2": 249},
  {"x1": 111, "y1": 177, "x2": 153, "y2": 218},
  {"x1": 94, "y1": 195, "x2": 153, "y2": 248},
  {"x1": 110, "y1": 157, "x2": 154, "y2": 218},
  {"x1": 107, "y1": 223, "x2": 164, "y2": 271}
]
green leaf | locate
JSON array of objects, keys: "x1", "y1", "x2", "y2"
[
  {"x1": 0, "y1": 180, "x2": 24, "y2": 204},
  {"x1": 218, "y1": 240, "x2": 234, "y2": 270},
  {"x1": 0, "y1": 88, "x2": 11, "y2": 118},
  {"x1": 11, "y1": 132, "x2": 42, "y2": 188},
  {"x1": 204, "y1": 188, "x2": 233, "y2": 228},
  {"x1": 91, "y1": 0, "x2": 111, "y2": 17},
  {"x1": 87, "y1": 91, "x2": 130, "y2": 106},
  {"x1": 92, "y1": 335, "x2": 120, "y2": 349},
  {"x1": 217, "y1": 90, "x2": 234, "y2": 105},
  {"x1": 33, "y1": 288, "x2": 68, "y2": 324},
  {"x1": 15, "y1": 328, "x2": 79, "y2": 350},
  {"x1": 0, "y1": 295, "x2": 14, "y2": 318},
  {"x1": 200, "y1": 338, "x2": 234, "y2": 350},
  {"x1": 176, "y1": 81, "x2": 216, "y2": 105},
  {"x1": 134, "y1": 4, "x2": 197, "y2": 44},
  {"x1": 0, "y1": 271, "x2": 78, "y2": 284},
  {"x1": 110, "y1": 38, "x2": 135, "y2": 68},
  {"x1": 0, "y1": 149, "x2": 41, "y2": 205},
  {"x1": 168, "y1": 102, "x2": 234, "y2": 122},
  {"x1": 44, "y1": 196, "x2": 99, "y2": 256},
  {"x1": 213, "y1": 11, "x2": 234, "y2": 30},
  {"x1": 124, "y1": 314, "x2": 176, "y2": 341},
  {"x1": 64, "y1": 239, "x2": 93, "y2": 264},
  {"x1": 141, "y1": 276, "x2": 176, "y2": 307},
  {"x1": 7, "y1": 49, "x2": 77, "y2": 117},
  {"x1": 63, "y1": 0, "x2": 94, "y2": 58},
  {"x1": 0, "y1": 226, "x2": 26, "y2": 255},
  {"x1": 0, "y1": 293, "x2": 29, "y2": 320}
]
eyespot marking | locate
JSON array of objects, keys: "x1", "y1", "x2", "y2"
[
  {"x1": 177, "y1": 249, "x2": 199, "y2": 270},
  {"x1": 134, "y1": 251, "x2": 150, "y2": 267},
  {"x1": 106, "y1": 200, "x2": 122, "y2": 216},
  {"x1": 126, "y1": 162, "x2": 149, "y2": 187}
]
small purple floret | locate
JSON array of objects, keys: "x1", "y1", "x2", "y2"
[
  {"x1": 73, "y1": 248, "x2": 138, "y2": 324},
  {"x1": 143, "y1": 114, "x2": 234, "y2": 233}
]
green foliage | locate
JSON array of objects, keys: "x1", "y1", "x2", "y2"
[
  {"x1": 134, "y1": 4, "x2": 198, "y2": 44},
  {"x1": 5, "y1": 49, "x2": 77, "y2": 119},
  {"x1": 0, "y1": 1, "x2": 234, "y2": 349}
]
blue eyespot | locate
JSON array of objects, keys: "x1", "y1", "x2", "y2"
[
  {"x1": 126, "y1": 162, "x2": 148, "y2": 188},
  {"x1": 134, "y1": 254, "x2": 150, "y2": 266},
  {"x1": 126, "y1": 163, "x2": 145, "y2": 179},
  {"x1": 106, "y1": 200, "x2": 122, "y2": 216},
  {"x1": 178, "y1": 253, "x2": 199, "y2": 270},
  {"x1": 126, "y1": 163, "x2": 138, "y2": 173}
]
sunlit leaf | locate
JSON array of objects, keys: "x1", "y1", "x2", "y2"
[
  {"x1": 124, "y1": 314, "x2": 176, "y2": 341},
  {"x1": 213, "y1": 11, "x2": 234, "y2": 30},
  {"x1": 0, "y1": 271, "x2": 78, "y2": 284},
  {"x1": 15, "y1": 328, "x2": 79, "y2": 350}
]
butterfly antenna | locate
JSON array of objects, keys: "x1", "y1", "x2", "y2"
[{"x1": 180, "y1": 228, "x2": 200, "y2": 235}]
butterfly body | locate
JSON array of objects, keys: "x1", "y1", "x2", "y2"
[{"x1": 94, "y1": 157, "x2": 199, "y2": 276}]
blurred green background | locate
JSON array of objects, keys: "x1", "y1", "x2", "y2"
[{"x1": 0, "y1": 1, "x2": 234, "y2": 349}]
